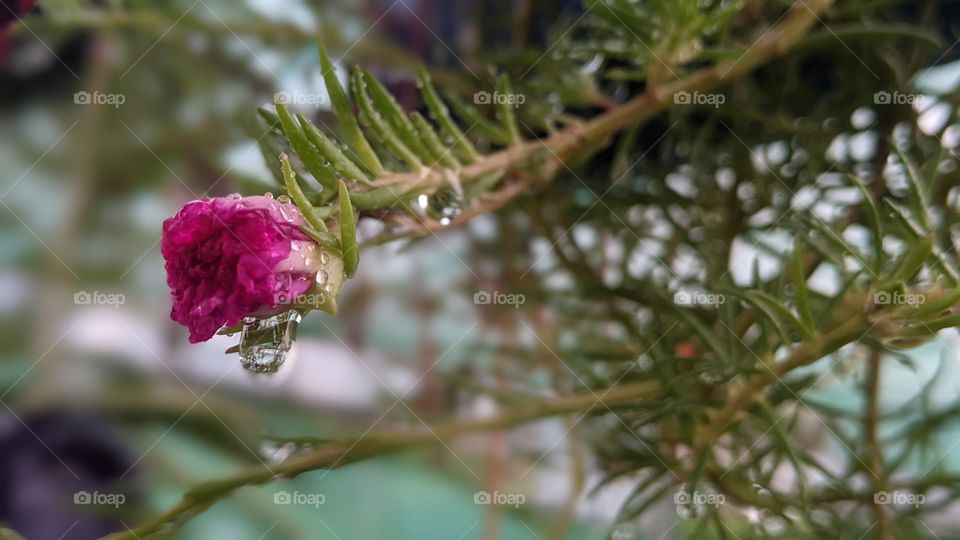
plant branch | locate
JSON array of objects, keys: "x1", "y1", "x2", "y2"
[
  {"x1": 108, "y1": 2, "x2": 837, "y2": 537},
  {"x1": 866, "y1": 349, "x2": 892, "y2": 540},
  {"x1": 353, "y1": 0, "x2": 834, "y2": 240},
  {"x1": 695, "y1": 289, "x2": 871, "y2": 452},
  {"x1": 102, "y1": 380, "x2": 660, "y2": 540}
]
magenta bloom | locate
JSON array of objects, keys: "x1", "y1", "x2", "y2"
[{"x1": 161, "y1": 195, "x2": 320, "y2": 343}]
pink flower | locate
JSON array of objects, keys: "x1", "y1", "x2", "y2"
[{"x1": 161, "y1": 194, "x2": 321, "y2": 343}]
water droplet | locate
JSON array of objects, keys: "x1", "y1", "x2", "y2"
[
  {"x1": 277, "y1": 204, "x2": 294, "y2": 222},
  {"x1": 277, "y1": 194, "x2": 291, "y2": 203},
  {"x1": 316, "y1": 270, "x2": 328, "y2": 285},
  {"x1": 428, "y1": 188, "x2": 463, "y2": 221},
  {"x1": 264, "y1": 192, "x2": 275, "y2": 199},
  {"x1": 291, "y1": 243, "x2": 301, "y2": 252},
  {"x1": 227, "y1": 193, "x2": 242, "y2": 201},
  {"x1": 320, "y1": 252, "x2": 329, "y2": 264},
  {"x1": 303, "y1": 258, "x2": 313, "y2": 266},
  {"x1": 238, "y1": 311, "x2": 301, "y2": 373}
]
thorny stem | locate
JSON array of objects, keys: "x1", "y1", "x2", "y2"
[{"x1": 108, "y1": 2, "x2": 837, "y2": 537}]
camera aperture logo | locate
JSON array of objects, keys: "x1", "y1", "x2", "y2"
[
  {"x1": 474, "y1": 490, "x2": 525, "y2": 508},
  {"x1": 273, "y1": 490, "x2": 325, "y2": 508},
  {"x1": 74, "y1": 290, "x2": 125, "y2": 308},
  {"x1": 874, "y1": 490, "x2": 924, "y2": 508},
  {"x1": 673, "y1": 289, "x2": 725, "y2": 308},
  {"x1": 74, "y1": 490, "x2": 126, "y2": 508},
  {"x1": 673, "y1": 91, "x2": 724, "y2": 108},
  {"x1": 473, "y1": 90, "x2": 525, "y2": 108},
  {"x1": 274, "y1": 91, "x2": 326, "y2": 107},
  {"x1": 674, "y1": 490, "x2": 724, "y2": 507},
  {"x1": 474, "y1": 290, "x2": 525, "y2": 309},
  {"x1": 74, "y1": 91, "x2": 125, "y2": 108}
]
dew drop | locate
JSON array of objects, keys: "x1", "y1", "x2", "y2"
[
  {"x1": 277, "y1": 194, "x2": 292, "y2": 203},
  {"x1": 428, "y1": 188, "x2": 463, "y2": 221},
  {"x1": 277, "y1": 205, "x2": 295, "y2": 222},
  {"x1": 238, "y1": 311, "x2": 301, "y2": 374},
  {"x1": 316, "y1": 270, "x2": 328, "y2": 285}
]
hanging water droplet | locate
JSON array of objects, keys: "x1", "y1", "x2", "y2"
[
  {"x1": 238, "y1": 311, "x2": 301, "y2": 373},
  {"x1": 427, "y1": 188, "x2": 463, "y2": 221}
]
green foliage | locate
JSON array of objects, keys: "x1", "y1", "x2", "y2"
[{"x1": 103, "y1": 0, "x2": 960, "y2": 538}]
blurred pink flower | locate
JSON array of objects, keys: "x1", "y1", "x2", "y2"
[
  {"x1": 161, "y1": 195, "x2": 318, "y2": 343},
  {"x1": 0, "y1": 0, "x2": 38, "y2": 62}
]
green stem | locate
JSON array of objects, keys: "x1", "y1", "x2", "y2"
[
  {"x1": 347, "y1": 0, "x2": 832, "y2": 217},
  {"x1": 101, "y1": 380, "x2": 659, "y2": 540}
]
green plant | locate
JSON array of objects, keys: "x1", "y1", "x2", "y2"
[{"x1": 111, "y1": 0, "x2": 960, "y2": 538}]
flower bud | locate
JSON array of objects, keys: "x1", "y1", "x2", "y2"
[{"x1": 161, "y1": 194, "x2": 342, "y2": 343}]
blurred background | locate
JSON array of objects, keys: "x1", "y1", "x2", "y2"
[
  {"x1": 3, "y1": 0, "x2": 960, "y2": 539},
  {"x1": 0, "y1": 1, "x2": 625, "y2": 538}
]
